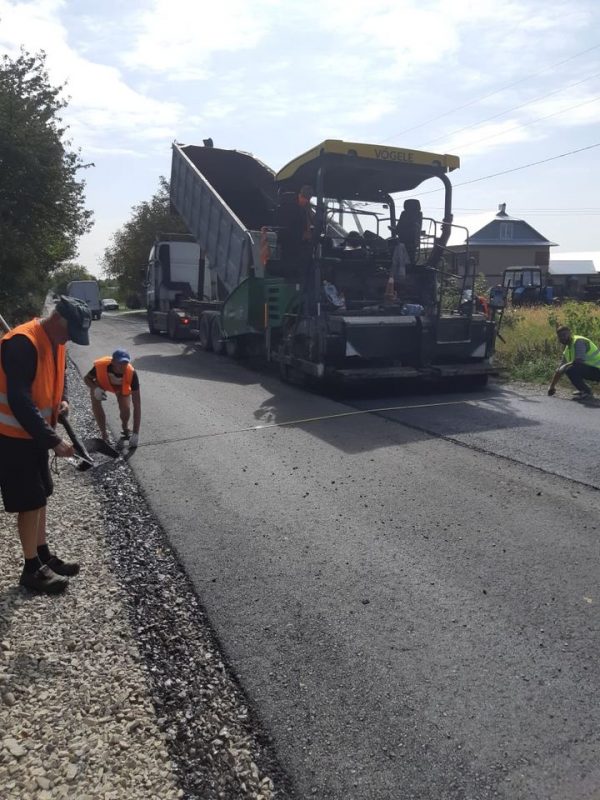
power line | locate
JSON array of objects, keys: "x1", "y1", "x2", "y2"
[
  {"x1": 456, "y1": 141, "x2": 600, "y2": 187},
  {"x1": 380, "y1": 43, "x2": 600, "y2": 143},
  {"x1": 432, "y1": 207, "x2": 600, "y2": 213},
  {"x1": 413, "y1": 141, "x2": 600, "y2": 196},
  {"x1": 442, "y1": 94, "x2": 600, "y2": 153},
  {"x1": 418, "y1": 70, "x2": 600, "y2": 149}
]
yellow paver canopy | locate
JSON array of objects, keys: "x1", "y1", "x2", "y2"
[{"x1": 275, "y1": 139, "x2": 459, "y2": 201}]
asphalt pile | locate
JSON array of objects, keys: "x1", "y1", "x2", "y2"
[{"x1": 0, "y1": 360, "x2": 290, "y2": 800}]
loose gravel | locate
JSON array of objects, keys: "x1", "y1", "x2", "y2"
[{"x1": 0, "y1": 359, "x2": 292, "y2": 800}]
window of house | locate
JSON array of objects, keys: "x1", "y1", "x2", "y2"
[{"x1": 499, "y1": 222, "x2": 513, "y2": 240}]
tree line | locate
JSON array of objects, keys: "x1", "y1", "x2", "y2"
[
  {"x1": 1, "y1": 48, "x2": 185, "y2": 322},
  {"x1": 101, "y1": 177, "x2": 186, "y2": 307},
  {"x1": 0, "y1": 50, "x2": 92, "y2": 322}
]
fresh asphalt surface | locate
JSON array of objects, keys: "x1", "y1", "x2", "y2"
[{"x1": 70, "y1": 313, "x2": 600, "y2": 800}]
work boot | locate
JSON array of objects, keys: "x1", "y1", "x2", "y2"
[
  {"x1": 19, "y1": 564, "x2": 69, "y2": 594},
  {"x1": 45, "y1": 554, "x2": 80, "y2": 577},
  {"x1": 572, "y1": 389, "x2": 593, "y2": 400}
]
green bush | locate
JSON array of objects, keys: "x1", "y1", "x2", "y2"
[{"x1": 548, "y1": 301, "x2": 600, "y2": 342}]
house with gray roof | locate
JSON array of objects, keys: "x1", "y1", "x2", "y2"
[{"x1": 449, "y1": 203, "x2": 557, "y2": 284}]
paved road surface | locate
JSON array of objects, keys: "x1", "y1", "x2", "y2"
[{"x1": 69, "y1": 313, "x2": 600, "y2": 800}]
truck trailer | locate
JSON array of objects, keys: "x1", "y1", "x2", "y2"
[{"x1": 150, "y1": 139, "x2": 498, "y2": 386}]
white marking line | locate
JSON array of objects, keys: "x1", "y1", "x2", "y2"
[
  {"x1": 252, "y1": 399, "x2": 473, "y2": 431},
  {"x1": 142, "y1": 400, "x2": 473, "y2": 448}
]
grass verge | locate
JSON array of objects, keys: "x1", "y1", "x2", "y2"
[{"x1": 496, "y1": 301, "x2": 600, "y2": 383}]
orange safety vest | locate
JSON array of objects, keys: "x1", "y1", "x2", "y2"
[
  {"x1": 94, "y1": 356, "x2": 134, "y2": 396},
  {"x1": 260, "y1": 227, "x2": 271, "y2": 266},
  {"x1": 476, "y1": 295, "x2": 490, "y2": 317},
  {"x1": 298, "y1": 196, "x2": 312, "y2": 241},
  {"x1": 0, "y1": 319, "x2": 65, "y2": 439}
]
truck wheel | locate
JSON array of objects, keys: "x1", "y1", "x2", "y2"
[
  {"x1": 225, "y1": 337, "x2": 245, "y2": 359},
  {"x1": 279, "y1": 359, "x2": 290, "y2": 383},
  {"x1": 147, "y1": 311, "x2": 159, "y2": 335},
  {"x1": 466, "y1": 373, "x2": 489, "y2": 391},
  {"x1": 198, "y1": 313, "x2": 213, "y2": 350},
  {"x1": 168, "y1": 314, "x2": 180, "y2": 340},
  {"x1": 278, "y1": 345, "x2": 292, "y2": 383},
  {"x1": 210, "y1": 316, "x2": 225, "y2": 355}
]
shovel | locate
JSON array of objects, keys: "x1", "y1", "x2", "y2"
[{"x1": 59, "y1": 414, "x2": 119, "y2": 471}]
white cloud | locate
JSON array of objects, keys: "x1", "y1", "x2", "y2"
[
  {"x1": 310, "y1": 0, "x2": 553, "y2": 71},
  {"x1": 0, "y1": 0, "x2": 185, "y2": 149},
  {"x1": 441, "y1": 120, "x2": 536, "y2": 157},
  {"x1": 123, "y1": 0, "x2": 278, "y2": 77},
  {"x1": 443, "y1": 90, "x2": 600, "y2": 156},
  {"x1": 2, "y1": 0, "x2": 599, "y2": 270},
  {"x1": 526, "y1": 91, "x2": 600, "y2": 127},
  {"x1": 82, "y1": 145, "x2": 147, "y2": 157}
]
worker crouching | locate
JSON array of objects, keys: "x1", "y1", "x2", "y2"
[
  {"x1": 547, "y1": 326, "x2": 600, "y2": 400},
  {"x1": 85, "y1": 349, "x2": 141, "y2": 447}
]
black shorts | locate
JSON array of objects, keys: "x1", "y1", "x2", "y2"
[{"x1": 0, "y1": 435, "x2": 53, "y2": 512}]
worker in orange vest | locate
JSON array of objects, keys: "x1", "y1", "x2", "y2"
[
  {"x1": 0, "y1": 296, "x2": 91, "y2": 593},
  {"x1": 297, "y1": 184, "x2": 314, "y2": 242},
  {"x1": 84, "y1": 349, "x2": 141, "y2": 447}
]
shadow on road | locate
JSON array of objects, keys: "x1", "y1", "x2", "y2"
[
  {"x1": 132, "y1": 343, "x2": 264, "y2": 388},
  {"x1": 253, "y1": 381, "x2": 542, "y2": 453},
  {"x1": 129, "y1": 337, "x2": 542, "y2": 455}
]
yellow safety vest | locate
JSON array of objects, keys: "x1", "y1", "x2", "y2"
[{"x1": 564, "y1": 335, "x2": 600, "y2": 368}]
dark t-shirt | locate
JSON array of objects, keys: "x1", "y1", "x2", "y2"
[
  {"x1": 86, "y1": 364, "x2": 140, "y2": 392},
  {"x1": 0, "y1": 334, "x2": 66, "y2": 449}
]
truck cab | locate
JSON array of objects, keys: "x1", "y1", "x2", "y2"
[
  {"x1": 146, "y1": 236, "x2": 204, "y2": 311},
  {"x1": 146, "y1": 235, "x2": 207, "y2": 336},
  {"x1": 67, "y1": 280, "x2": 102, "y2": 320}
]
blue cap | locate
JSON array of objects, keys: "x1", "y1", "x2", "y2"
[{"x1": 112, "y1": 348, "x2": 131, "y2": 363}]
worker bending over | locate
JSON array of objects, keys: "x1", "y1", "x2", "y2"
[
  {"x1": 547, "y1": 326, "x2": 600, "y2": 400},
  {"x1": 85, "y1": 349, "x2": 141, "y2": 446}
]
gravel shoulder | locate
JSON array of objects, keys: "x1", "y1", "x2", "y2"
[{"x1": 0, "y1": 360, "x2": 291, "y2": 800}]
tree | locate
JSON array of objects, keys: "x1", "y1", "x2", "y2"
[
  {"x1": 0, "y1": 50, "x2": 93, "y2": 322},
  {"x1": 51, "y1": 263, "x2": 94, "y2": 296},
  {"x1": 102, "y1": 177, "x2": 187, "y2": 303}
]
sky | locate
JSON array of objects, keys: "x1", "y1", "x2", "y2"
[{"x1": 1, "y1": 0, "x2": 600, "y2": 276}]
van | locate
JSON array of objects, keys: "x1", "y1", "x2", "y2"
[{"x1": 67, "y1": 280, "x2": 102, "y2": 320}]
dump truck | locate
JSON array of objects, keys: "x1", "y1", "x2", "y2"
[
  {"x1": 147, "y1": 146, "x2": 279, "y2": 347},
  {"x1": 160, "y1": 138, "x2": 497, "y2": 386}
]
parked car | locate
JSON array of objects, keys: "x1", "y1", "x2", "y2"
[{"x1": 101, "y1": 298, "x2": 119, "y2": 311}]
